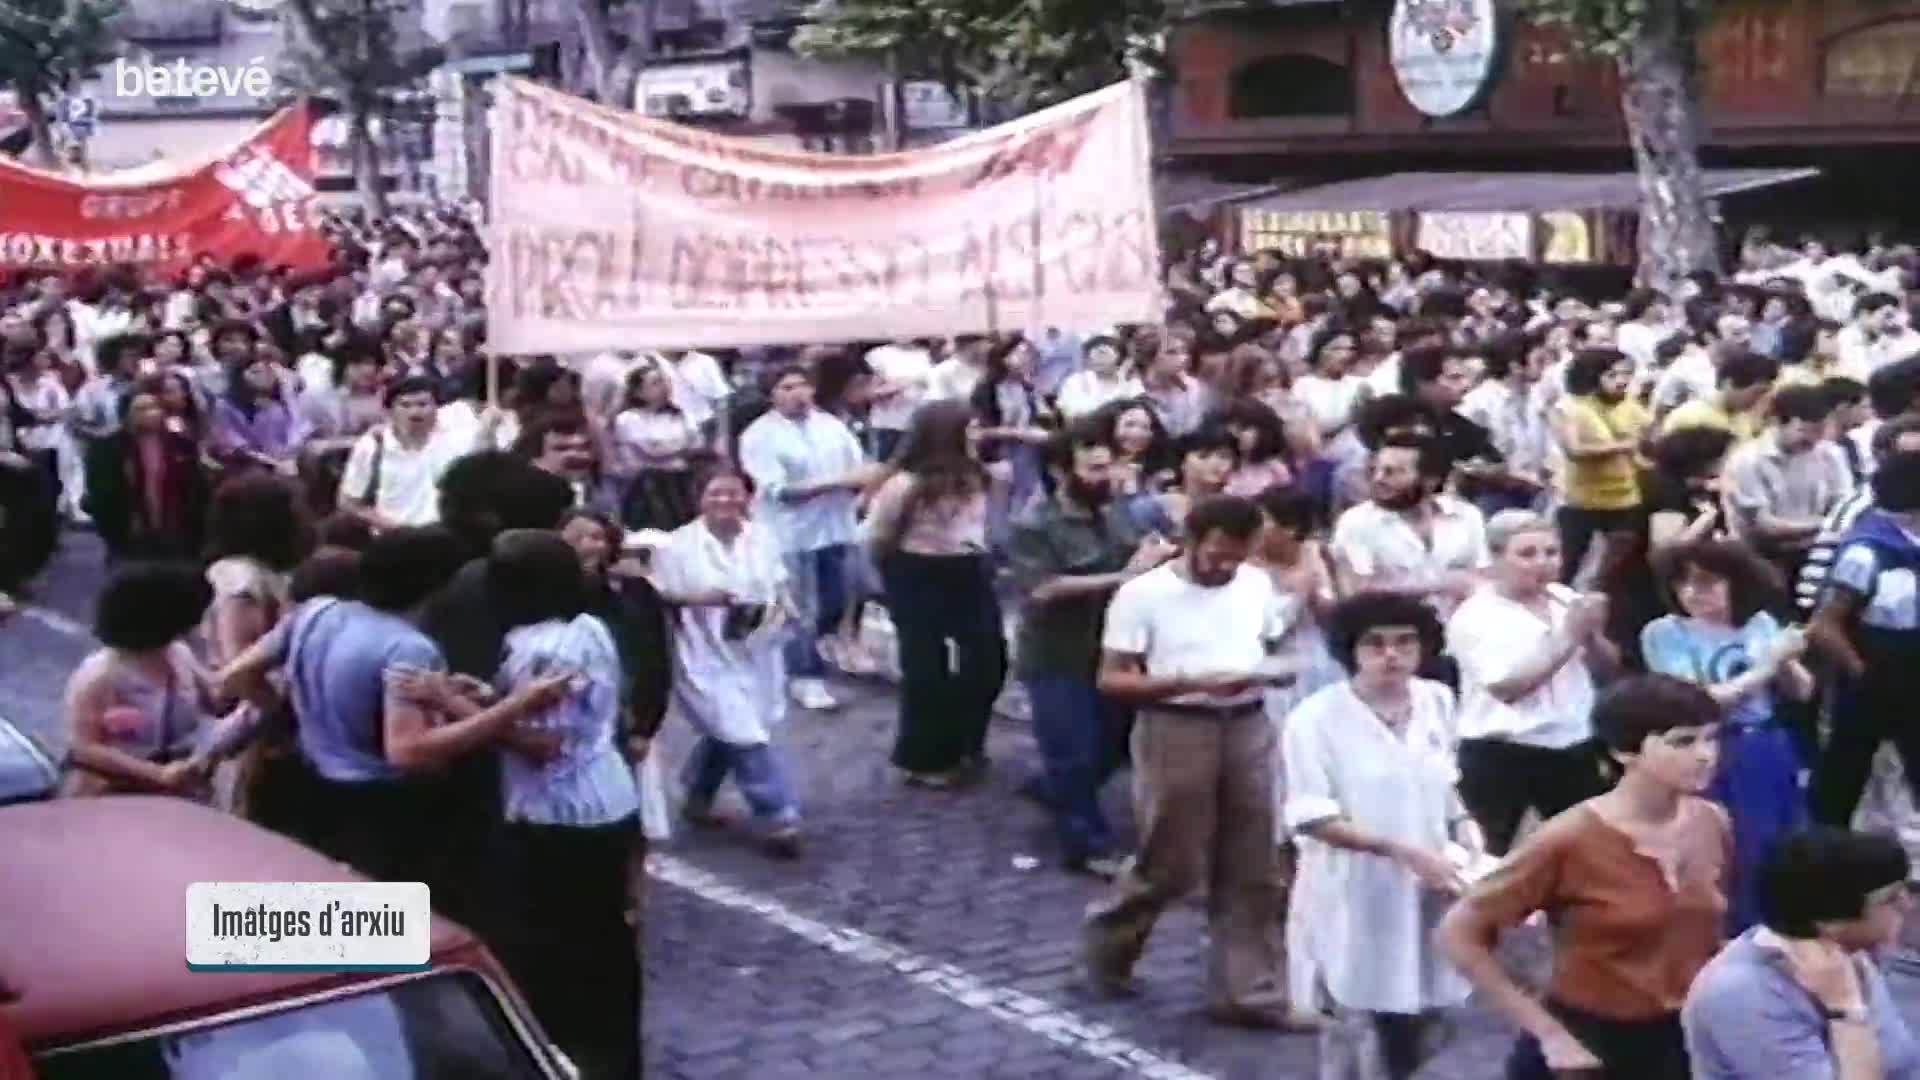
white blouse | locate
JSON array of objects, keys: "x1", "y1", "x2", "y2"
[
  {"x1": 1283, "y1": 679, "x2": 1473, "y2": 1014},
  {"x1": 612, "y1": 407, "x2": 700, "y2": 473}
]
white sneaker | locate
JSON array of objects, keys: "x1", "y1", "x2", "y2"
[{"x1": 789, "y1": 677, "x2": 839, "y2": 711}]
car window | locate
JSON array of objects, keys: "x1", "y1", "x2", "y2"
[{"x1": 33, "y1": 970, "x2": 551, "y2": 1079}]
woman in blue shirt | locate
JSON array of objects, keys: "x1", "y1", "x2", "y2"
[
  {"x1": 473, "y1": 530, "x2": 641, "y2": 1080},
  {"x1": 1642, "y1": 539, "x2": 1814, "y2": 933}
]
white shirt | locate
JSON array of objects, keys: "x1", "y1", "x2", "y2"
[
  {"x1": 1617, "y1": 319, "x2": 1672, "y2": 371},
  {"x1": 1836, "y1": 325, "x2": 1920, "y2": 382},
  {"x1": 1329, "y1": 496, "x2": 1491, "y2": 616},
  {"x1": 1101, "y1": 562, "x2": 1284, "y2": 707},
  {"x1": 337, "y1": 418, "x2": 479, "y2": 527},
  {"x1": 1283, "y1": 679, "x2": 1474, "y2": 1014},
  {"x1": 1295, "y1": 374, "x2": 1368, "y2": 434},
  {"x1": 1653, "y1": 346, "x2": 1719, "y2": 413},
  {"x1": 580, "y1": 351, "x2": 640, "y2": 421},
  {"x1": 927, "y1": 356, "x2": 985, "y2": 403},
  {"x1": 1365, "y1": 354, "x2": 1404, "y2": 399},
  {"x1": 865, "y1": 344, "x2": 934, "y2": 431},
  {"x1": 657, "y1": 351, "x2": 730, "y2": 431},
  {"x1": 1055, "y1": 370, "x2": 1143, "y2": 420},
  {"x1": 611, "y1": 407, "x2": 699, "y2": 473},
  {"x1": 1459, "y1": 380, "x2": 1548, "y2": 478},
  {"x1": 737, "y1": 407, "x2": 867, "y2": 554},
  {"x1": 1446, "y1": 585, "x2": 1595, "y2": 748}
]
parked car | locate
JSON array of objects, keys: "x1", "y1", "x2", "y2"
[
  {"x1": 0, "y1": 718, "x2": 54, "y2": 806},
  {"x1": 0, "y1": 796, "x2": 576, "y2": 1078}
]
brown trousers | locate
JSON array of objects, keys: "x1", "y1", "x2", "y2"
[{"x1": 1084, "y1": 706, "x2": 1289, "y2": 1010}]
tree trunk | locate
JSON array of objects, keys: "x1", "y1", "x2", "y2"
[
  {"x1": 1616, "y1": 2, "x2": 1719, "y2": 291},
  {"x1": 348, "y1": 107, "x2": 388, "y2": 217},
  {"x1": 19, "y1": 88, "x2": 56, "y2": 169},
  {"x1": 568, "y1": 0, "x2": 653, "y2": 107}
]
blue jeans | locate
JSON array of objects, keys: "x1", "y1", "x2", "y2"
[
  {"x1": 783, "y1": 545, "x2": 850, "y2": 678},
  {"x1": 1025, "y1": 676, "x2": 1126, "y2": 861},
  {"x1": 683, "y1": 737, "x2": 799, "y2": 825}
]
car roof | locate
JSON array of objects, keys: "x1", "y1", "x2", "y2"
[{"x1": 0, "y1": 796, "x2": 480, "y2": 1051}]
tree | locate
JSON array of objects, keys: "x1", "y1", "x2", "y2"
[
  {"x1": 793, "y1": 0, "x2": 1195, "y2": 116},
  {"x1": 278, "y1": 0, "x2": 443, "y2": 215},
  {"x1": 1516, "y1": 0, "x2": 1718, "y2": 290},
  {"x1": 0, "y1": 0, "x2": 123, "y2": 167},
  {"x1": 564, "y1": 0, "x2": 656, "y2": 109}
]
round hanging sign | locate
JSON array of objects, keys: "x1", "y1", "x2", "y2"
[{"x1": 1388, "y1": 0, "x2": 1504, "y2": 117}]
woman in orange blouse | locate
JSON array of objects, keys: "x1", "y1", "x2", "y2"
[{"x1": 1438, "y1": 674, "x2": 1732, "y2": 1080}]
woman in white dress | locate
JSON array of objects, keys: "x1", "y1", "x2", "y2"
[
  {"x1": 1284, "y1": 591, "x2": 1481, "y2": 1080},
  {"x1": 652, "y1": 465, "x2": 804, "y2": 857}
]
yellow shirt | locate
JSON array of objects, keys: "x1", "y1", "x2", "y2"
[
  {"x1": 1660, "y1": 398, "x2": 1764, "y2": 444},
  {"x1": 1563, "y1": 396, "x2": 1651, "y2": 510}
]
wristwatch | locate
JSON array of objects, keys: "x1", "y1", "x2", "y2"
[{"x1": 1823, "y1": 1003, "x2": 1871, "y2": 1025}]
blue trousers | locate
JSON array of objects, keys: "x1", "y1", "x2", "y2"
[
  {"x1": 1025, "y1": 676, "x2": 1127, "y2": 861},
  {"x1": 782, "y1": 545, "x2": 850, "y2": 678},
  {"x1": 683, "y1": 738, "x2": 799, "y2": 825}
]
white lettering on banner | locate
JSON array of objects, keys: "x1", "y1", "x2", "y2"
[
  {"x1": 484, "y1": 77, "x2": 1165, "y2": 352},
  {"x1": 0, "y1": 231, "x2": 191, "y2": 267},
  {"x1": 1416, "y1": 211, "x2": 1533, "y2": 262}
]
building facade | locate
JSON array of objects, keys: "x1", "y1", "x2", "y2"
[{"x1": 1167, "y1": 0, "x2": 1920, "y2": 253}]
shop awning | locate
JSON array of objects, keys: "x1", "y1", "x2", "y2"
[
  {"x1": 1155, "y1": 172, "x2": 1291, "y2": 215},
  {"x1": 1235, "y1": 168, "x2": 1821, "y2": 214}
]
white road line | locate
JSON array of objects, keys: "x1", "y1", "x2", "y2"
[
  {"x1": 16, "y1": 604, "x2": 90, "y2": 641},
  {"x1": 648, "y1": 854, "x2": 1219, "y2": 1080}
]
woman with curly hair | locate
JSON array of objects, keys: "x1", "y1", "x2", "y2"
[
  {"x1": 1642, "y1": 539, "x2": 1812, "y2": 933},
  {"x1": 1284, "y1": 591, "x2": 1479, "y2": 1075},
  {"x1": 60, "y1": 561, "x2": 219, "y2": 799}
]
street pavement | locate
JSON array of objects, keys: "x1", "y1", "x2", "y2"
[{"x1": 7, "y1": 530, "x2": 1920, "y2": 1078}]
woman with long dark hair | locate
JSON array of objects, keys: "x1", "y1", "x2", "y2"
[
  {"x1": 82, "y1": 376, "x2": 211, "y2": 563},
  {"x1": 610, "y1": 361, "x2": 701, "y2": 532},
  {"x1": 971, "y1": 335, "x2": 1058, "y2": 546},
  {"x1": 209, "y1": 353, "x2": 299, "y2": 476},
  {"x1": 863, "y1": 400, "x2": 1009, "y2": 787}
]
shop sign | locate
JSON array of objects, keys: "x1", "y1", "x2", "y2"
[
  {"x1": 1540, "y1": 211, "x2": 1594, "y2": 264},
  {"x1": 1388, "y1": 0, "x2": 1505, "y2": 117},
  {"x1": 1823, "y1": 20, "x2": 1920, "y2": 99},
  {"x1": 1416, "y1": 211, "x2": 1531, "y2": 261},
  {"x1": 1240, "y1": 209, "x2": 1393, "y2": 259}
]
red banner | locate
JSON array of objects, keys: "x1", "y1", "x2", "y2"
[{"x1": 0, "y1": 104, "x2": 331, "y2": 276}]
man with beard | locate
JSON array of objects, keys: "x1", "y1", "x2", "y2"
[
  {"x1": 1554, "y1": 347, "x2": 1652, "y2": 582},
  {"x1": 1083, "y1": 494, "x2": 1315, "y2": 1031},
  {"x1": 1329, "y1": 431, "x2": 1491, "y2": 620},
  {"x1": 1008, "y1": 420, "x2": 1177, "y2": 878}
]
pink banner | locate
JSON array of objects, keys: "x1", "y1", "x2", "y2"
[{"x1": 484, "y1": 78, "x2": 1165, "y2": 353}]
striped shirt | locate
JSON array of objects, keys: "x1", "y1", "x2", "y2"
[{"x1": 1796, "y1": 486, "x2": 1875, "y2": 613}]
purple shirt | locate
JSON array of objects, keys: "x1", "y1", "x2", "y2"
[{"x1": 211, "y1": 396, "x2": 300, "y2": 460}]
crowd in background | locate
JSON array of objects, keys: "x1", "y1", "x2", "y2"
[{"x1": 7, "y1": 203, "x2": 1920, "y2": 1077}]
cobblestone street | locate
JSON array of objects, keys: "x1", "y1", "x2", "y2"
[{"x1": 8, "y1": 533, "x2": 1920, "y2": 1078}]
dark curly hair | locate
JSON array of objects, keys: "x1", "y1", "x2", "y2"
[
  {"x1": 1326, "y1": 591, "x2": 1443, "y2": 675},
  {"x1": 1653, "y1": 538, "x2": 1787, "y2": 626},
  {"x1": 94, "y1": 561, "x2": 213, "y2": 651}
]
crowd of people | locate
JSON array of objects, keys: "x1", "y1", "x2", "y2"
[{"x1": 7, "y1": 204, "x2": 1920, "y2": 1077}]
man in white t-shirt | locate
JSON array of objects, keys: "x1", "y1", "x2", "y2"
[
  {"x1": 1445, "y1": 511, "x2": 1617, "y2": 855},
  {"x1": 863, "y1": 339, "x2": 934, "y2": 462},
  {"x1": 337, "y1": 376, "x2": 495, "y2": 530},
  {"x1": 1083, "y1": 495, "x2": 1315, "y2": 1031}
]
